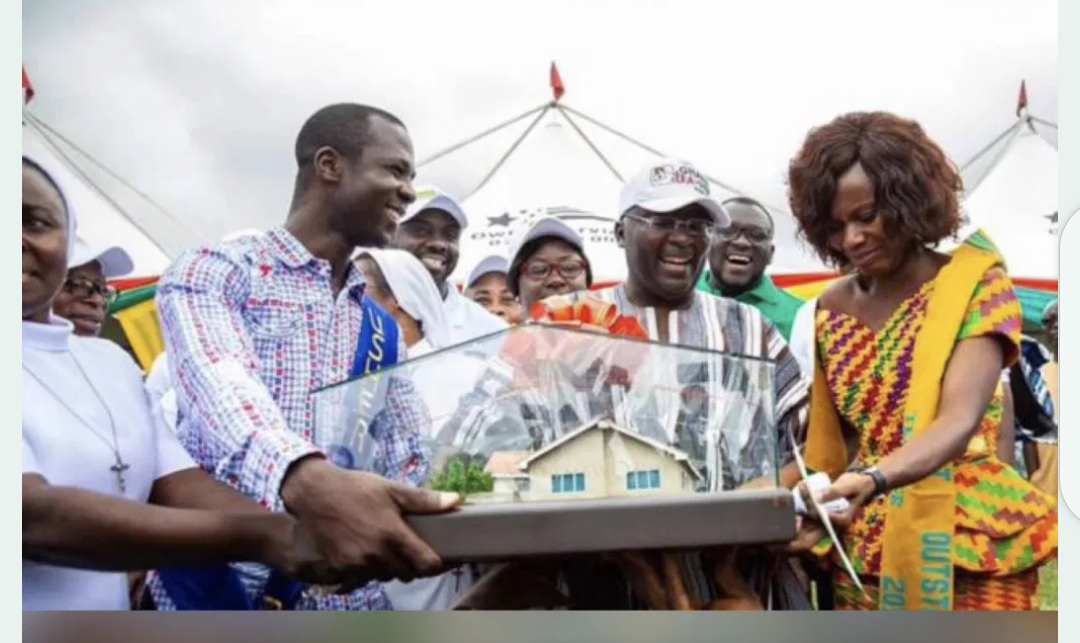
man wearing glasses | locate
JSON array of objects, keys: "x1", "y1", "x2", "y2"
[
  {"x1": 511, "y1": 160, "x2": 812, "y2": 609},
  {"x1": 696, "y1": 196, "x2": 802, "y2": 341},
  {"x1": 51, "y1": 239, "x2": 132, "y2": 337}
]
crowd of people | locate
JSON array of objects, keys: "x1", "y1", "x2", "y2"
[{"x1": 22, "y1": 102, "x2": 1059, "y2": 611}]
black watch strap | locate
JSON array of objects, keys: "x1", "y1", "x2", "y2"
[{"x1": 861, "y1": 466, "x2": 888, "y2": 497}]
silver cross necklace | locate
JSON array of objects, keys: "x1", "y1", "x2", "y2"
[{"x1": 22, "y1": 354, "x2": 131, "y2": 494}]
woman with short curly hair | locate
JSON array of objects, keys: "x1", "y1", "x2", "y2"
[{"x1": 785, "y1": 111, "x2": 1057, "y2": 611}]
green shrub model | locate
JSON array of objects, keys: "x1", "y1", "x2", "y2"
[{"x1": 430, "y1": 459, "x2": 494, "y2": 496}]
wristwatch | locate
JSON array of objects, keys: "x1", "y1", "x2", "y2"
[{"x1": 853, "y1": 465, "x2": 889, "y2": 498}]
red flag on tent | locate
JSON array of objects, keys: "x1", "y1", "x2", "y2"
[
  {"x1": 22, "y1": 65, "x2": 34, "y2": 105},
  {"x1": 550, "y1": 62, "x2": 565, "y2": 101},
  {"x1": 1016, "y1": 80, "x2": 1028, "y2": 116}
]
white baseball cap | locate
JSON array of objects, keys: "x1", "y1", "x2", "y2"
[
  {"x1": 466, "y1": 254, "x2": 510, "y2": 289},
  {"x1": 70, "y1": 239, "x2": 134, "y2": 279},
  {"x1": 617, "y1": 158, "x2": 731, "y2": 226},
  {"x1": 506, "y1": 216, "x2": 591, "y2": 296},
  {"x1": 402, "y1": 186, "x2": 469, "y2": 229},
  {"x1": 507, "y1": 216, "x2": 585, "y2": 269}
]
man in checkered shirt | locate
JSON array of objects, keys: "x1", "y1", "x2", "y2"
[{"x1": 148, "y1": 104, "x2": 460, "y2": 610}]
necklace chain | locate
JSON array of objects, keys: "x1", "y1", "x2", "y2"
[{"x1": 22, "y1": 353, "x2": 130, "y2": 493}]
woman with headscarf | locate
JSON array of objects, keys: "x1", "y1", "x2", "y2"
[
  {"x1": 355, "y1": 248, "x2": 453, "y2": 358},
  {"x1": 21, "y1": 154, "x2": 336, "y2": 610}
]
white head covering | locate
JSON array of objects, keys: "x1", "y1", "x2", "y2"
[
  {"x1": 22, "y1": 151, "x2": 78, "y2": 260},
  {"x1": 357, "y1": 248, "x2": 452, "y2": 350}
]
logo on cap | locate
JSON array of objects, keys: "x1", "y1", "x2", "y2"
[{"x1": 649, "y1": 163, "x2": 709, "y2": 196}]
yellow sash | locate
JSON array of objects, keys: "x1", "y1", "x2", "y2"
[{"x1": 804, "y1": 230, "x2": 1004, "y2": 610}]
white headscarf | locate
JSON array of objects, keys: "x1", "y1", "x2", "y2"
[
  {"x1": 22, "y1": 151, "x2": 78, "y2": 259},
  {"x1": 358, "y1": 248, "x2": 452, "y2": 351}
]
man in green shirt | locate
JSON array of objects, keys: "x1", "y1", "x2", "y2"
[{"x1": 696, "y1": 196, "x2": 803, "y2": 340}]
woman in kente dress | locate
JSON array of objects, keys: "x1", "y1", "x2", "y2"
[{"x1": 786, "y1": 111, "x2": 1057, "y2": 610}]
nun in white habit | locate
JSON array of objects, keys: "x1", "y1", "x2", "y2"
[
  {"x1": 20, "y1": 154, "x2": 330, "y2": 610},
  {"x1": 354, "y1": 248, "x2": 481, "y2": 610},
  {"x1": 354, "y1": 248, "x2": 453, "y2": 359}
]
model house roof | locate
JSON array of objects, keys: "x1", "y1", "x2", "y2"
[{"x1": 484, "y1": 450, "x2": 531, "y2": 476}]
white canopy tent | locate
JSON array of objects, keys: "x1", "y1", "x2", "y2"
[
  {"x1": 447, "y1": 107, "x2": 641, "y2": 286},
  {"x1": 415, "y1": 77, "x2": 823, "y2": 288},
  {"x1": 22, "y1": 115, "x2": 173, "y2": 278},
  {"x1": 953, "y1": 107, "x2": 1058, "y2": 281}
]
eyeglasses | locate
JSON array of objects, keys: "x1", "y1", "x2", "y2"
[
  {"x1": 713, "y1": 226, "x2": 771, "y2": 244},
  {"x1": 63, "y1": 277, "x2": 118, "y2": 305},
  {"x1": 623, "y1": 213, "x2": 716, "y2": 238},
  {"x1": 522, "y1": 258, "x2": 587, "y2": 281}
]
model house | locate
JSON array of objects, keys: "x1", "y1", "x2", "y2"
[
  {"x1": 484, "y1": 420, "x2": 701, "y2": 503},
  {"x1": 482, "y1": 450, "x2": 532, "y2": 501}
]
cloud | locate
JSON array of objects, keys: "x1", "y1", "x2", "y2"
[{"x1": 23, "y1": 0, "x2": 1058, "y2": 269}]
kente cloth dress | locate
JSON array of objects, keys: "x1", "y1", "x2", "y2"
[{"x1": 810, "y1": 267, "x2": 1057, "y2": 610}]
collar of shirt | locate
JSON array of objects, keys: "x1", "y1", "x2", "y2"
[
  {"x1": 22, "y1": 315, "x2": 74, "y2": 353},
  {"x1": 264, "y1": 226, "x2": 367, "y2": 295},
  {"x1": 699, "y1": 269, "x2": 782, "y2": 305},
  {"x1": 443, "y1": 284, "x2": 467, "y2": 321}
]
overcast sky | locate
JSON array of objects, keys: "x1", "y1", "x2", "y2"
[{"x1": 23, "y1": 0, "x2": 1057, "y2": 266}]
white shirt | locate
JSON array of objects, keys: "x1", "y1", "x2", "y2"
[
  {"x1": 382, "y1": 570, "x2": 473, "y2": 611},
  {"x1": 22, "y1": 316, "x2": 196, "y2": 611},
  {"x1": 444, "y1": 286, "x2": 507, "y2": 345},
  {"x1": 144, "y1": 352, "x2": 178, "y2": 434},
  {"x1": 788, "y1": 298, "x2": 818, "y2": 377}
]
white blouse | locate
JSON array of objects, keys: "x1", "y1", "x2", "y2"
[{"x1": 22, "y1": 316, "x2": 196, "y2": 611}]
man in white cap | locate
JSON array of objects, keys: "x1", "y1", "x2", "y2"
[
  {"x1": 527, "y1": 158, "x2": 812, "y2": 609},
  {"x1": 51, "y1": 239, "x2": 134, "y2": 337},
  {"x1": 463, "y1": 254, "x2": 523, "y2": 325},
  {"x1": 391, "y1": 187, "x2": 507, "y2": 344}
]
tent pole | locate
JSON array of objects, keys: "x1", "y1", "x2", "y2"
[
  {"x1": 963, "y1": 121, "x2": 1026, "y2": 196},
  {"x1": 23, "y1": 115, "x2": 180, "y2": 258},
  {"x1": 1031, "y1": 116, "x2": 1058, "y2": 131},
  {"x1": 463, "y1": 105, "x2": 552, "y2": 200},
  {"x1": 417, "y1": 103, "x2": 549, "y2": 168},
  {"x1": 556, "y1": 106, "x2": 624, "y2": 183},
  {"x1": 560, "y1": 105, "x2": 790, "y2": 215},
  {"x1": 25, "y1": 112, "x2": 204, "y2": 245},
  {"x1": 959, "y1": 119, "x2": 1021, "y2": 172}
]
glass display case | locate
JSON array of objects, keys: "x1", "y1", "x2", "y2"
[{"x1": 307, "y1": 324, "x2": 795, "y2": 563}]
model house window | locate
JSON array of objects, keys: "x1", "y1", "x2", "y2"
[
  {"x1": 551, "y1": 472, "x2": 585, "y2": 493},
  {"x1": 626, "y1": 469, "x2": 661, "y2": 490}
]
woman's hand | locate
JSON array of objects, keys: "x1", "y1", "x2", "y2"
[
  {"x1": 802, "y1": 472, "x2": 876, "y2": 531},
  {"x1": 785, "y1": 515, "x2": 827, "y2": 555}
]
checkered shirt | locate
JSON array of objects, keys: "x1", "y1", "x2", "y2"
[{"x1": 146, "y1": 226, "x2": 428, "y2": 611}]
